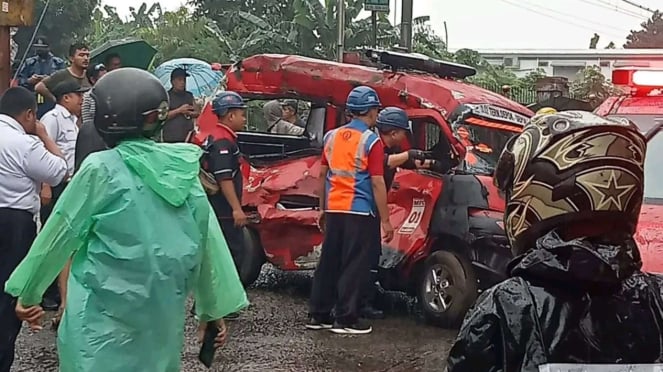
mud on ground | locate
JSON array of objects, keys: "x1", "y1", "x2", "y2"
[{"x1": 12, "y1": 266, "x2": 457, "y2": 371}]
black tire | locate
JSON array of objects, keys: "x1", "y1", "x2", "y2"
[
  {"x1": 238, "y1": 227, "x2": 265, "y2": 287},
  {"x1": 416, "y1": 250, "x2": 478, "y2": 328}
]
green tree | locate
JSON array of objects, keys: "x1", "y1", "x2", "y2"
[
  {"x1": 453, "y1": 48, "x2": 484, "y2": 68},
  {"x1": 518, "y1": 69, "x2": 547, "y2": 90},
  {"x1": 87, "y1": 4, "x2": 232, "y2": 65},
  {"x1": 570, "y1": 66, "x2": 618, "y2": 101},
  {"x1": 14, "y1": 0, "x2": 101, "y2": 58},
  {"x1": 625, "y1": 10, "x2": 663, "y2": 48}
]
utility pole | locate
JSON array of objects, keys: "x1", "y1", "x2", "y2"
[
  {"x1": 371, "y1": 11, "x2": 377, "y2": 48},
  {"x1": 337, "y1": 0, "x2": 345, "y2": 62},
  {"x1": 399, "y1": 0, "x2": 413, "y2": 52},
  {"x1": 0, "y1": 1, "x2": 34, "y2": 94}
]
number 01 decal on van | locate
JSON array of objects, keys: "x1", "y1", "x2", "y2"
[{"x1": 399, "y1": 199, "x2": 426, "y2": 235}]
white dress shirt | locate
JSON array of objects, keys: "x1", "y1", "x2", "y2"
[
  {"x1": 41, "y1": 104, "x2": 79, "y2": 175},
  {"x1": 0, "y1": 114, "x2": 68, "y2": 214}
]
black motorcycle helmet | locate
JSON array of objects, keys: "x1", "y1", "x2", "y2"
[
  {"x1": 493, "y1": 110, "x2": 646, "y2": 256},
  {"x1": 92, "y1": 68, "x2": 169, "y2": 147}
]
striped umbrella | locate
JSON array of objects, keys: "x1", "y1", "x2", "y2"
[{"x1": 153, "y1": 58, "x2": 224, "y2": 98}]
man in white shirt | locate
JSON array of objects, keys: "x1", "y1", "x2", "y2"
[
  {"x1": 38, "y1": 79, "x2": 87, "y2": 311},
  {"x1": 0, "y1": 87, "x2": 67, "y2": 372}
]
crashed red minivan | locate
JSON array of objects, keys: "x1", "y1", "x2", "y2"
[
  {"x1": 595, "y1": 63, "x2": 663, "y2": 274},
  {"x1": 196, "y1": 50, "x2": 533, "y2": 327}
]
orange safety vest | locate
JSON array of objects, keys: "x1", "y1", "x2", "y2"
[{"x1": 323, "y1": 119, "x2": 380, "y2": 215}]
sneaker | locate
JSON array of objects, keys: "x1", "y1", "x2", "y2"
[
  {"x1": 305, "y1": 316, "x2": 333, "y2": 330},
  {"x1": 329, "y1": 320, "x2": 372, "y2": 335}
]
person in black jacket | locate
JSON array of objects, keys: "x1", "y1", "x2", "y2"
[{"x1": 446, "y1": 111, "x2": 663, "y2": 371}]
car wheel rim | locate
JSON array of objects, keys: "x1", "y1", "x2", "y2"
[{"x1": 423, "y1": 264, "x2": 453, "y2": 313}]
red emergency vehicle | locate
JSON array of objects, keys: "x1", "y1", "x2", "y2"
[
  {"x1": 195, "y1": 50, "x2": 533, "y2": 327},
  {"x1": 595, "y1": 63, "x2": 663, "y2": 273}
]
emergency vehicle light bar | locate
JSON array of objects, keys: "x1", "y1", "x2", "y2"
[{"x1": 613, "y1": 68, "x2": 663, "y2": 87}]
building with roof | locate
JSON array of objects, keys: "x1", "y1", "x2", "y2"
[{"x1": 472, "y1": 49, "x2": 663, "y2": 81}]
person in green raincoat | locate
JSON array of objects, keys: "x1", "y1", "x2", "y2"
[{"x1": 4, "y1": 68, "x2": 249, "y2": 372}]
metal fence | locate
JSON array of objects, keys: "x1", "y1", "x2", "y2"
[{"x1": 476, "y1": 83, "x2": 538, "y2": 106}]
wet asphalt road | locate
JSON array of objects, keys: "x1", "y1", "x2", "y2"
[{"x1": 11, "y1": 266, "x2": 457, "y2": 371}]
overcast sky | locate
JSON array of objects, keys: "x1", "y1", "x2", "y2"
[{"x1": 101, "y1": 0, "x2": 660, "y2": 50}]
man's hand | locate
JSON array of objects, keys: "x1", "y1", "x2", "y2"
[
  {"x1": 381, "y1": 219, "x2": 394, "y2": 242},
  {"x1": 198, "y1": 319, "x2": 228, "y2": 349},
  {"x1": 28, "y1": 75, "x2": 43, "y2": 85},
  {"x1": 177, "y1": 104, "x2": 194, "y2": 115},
  {"x1": 34, "y1": 121, "x2": 48, "y2": 138},
  {"x1": 15, "y1": 301, "x2": 44, "y2": 331},
  {"x1": 40, "y1": 184, "x2": 52, "y2": 206},
  {"x1": 414, "y1": 159, "x2": 433, "y2": 169},
  {"x1": 232, "y1": 209, "x2": 248, "y2": 227},
  {"x1": 407, "y1": 149, "x2": 428, "y2": 162}
]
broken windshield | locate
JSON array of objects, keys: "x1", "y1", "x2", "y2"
[{"x1": 455, "y1": 123, "x2": 518, "y2": 175}]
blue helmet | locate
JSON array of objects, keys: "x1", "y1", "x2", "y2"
[
  {"x1": 346, "y1": 86, "x2": 381, "y2": 113},
  {"x1": 212, "y1": 91, "x2": 247, "y2": 116},
  {"x1": 376, "y1": 107, "x2": 410, "y2": 132}
]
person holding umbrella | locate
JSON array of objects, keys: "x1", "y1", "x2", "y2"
[{"x1": 161, "y1": 68, "x2": 199, "y2": 143}]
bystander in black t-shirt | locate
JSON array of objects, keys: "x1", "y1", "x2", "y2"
[
  {"x1": 161, "y1": 89, "x2": 195, "y2": 143},
  {"x1": 205, "y1": 125, "x2": 243, "y2": 218}
]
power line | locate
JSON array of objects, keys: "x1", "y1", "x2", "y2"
[
  {"x1": 621, "y1": 0, "x2": 656, "y2": 14},
  {"x1": 520, "y1": 0, "x2": 629, "y2": 32},
  {"x1": 577, "y1": 0, "x2": 647, "y2": 19},
  {"x1": 497, "y1": 0, "x2": 626, "y2": 40}
]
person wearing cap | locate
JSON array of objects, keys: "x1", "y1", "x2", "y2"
[
  {"x1": 37, "y1": 80, "x2": 88, "y2": 311},
  {"x1": 307, "y1": 86, "x2": 393, "y2": 335},
  {"x1": 205, "y1": 92, "x2": 249, "y2": 273},
  {"x1": 161, "y1": 67, "x2": 199, "y2": 143},
  {"x1": 17, "y1": 36, "x2": 66, "y2": 118},
  {"x1": 359, "y1": 107, "x2": 431, "y2": 320},
  {"x1": 195, "y1": 91, "x2": 249, "y2": 320},
  {"x1": 281, "y1": 99, "x2": 306, "y2": 128}
]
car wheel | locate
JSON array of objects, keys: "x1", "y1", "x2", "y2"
[
  {"x1": 238, "y1": 227, "x2": 266, "y2": 287},
  {"x1": 417, "y1": 250, "x2": 478, "y2": 328}
]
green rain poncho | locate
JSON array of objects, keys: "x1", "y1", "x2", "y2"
[{"x1": 5, "y1": 139, "x2": 248, "y2": 372}]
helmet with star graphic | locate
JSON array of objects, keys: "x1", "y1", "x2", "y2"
[{"x1": 493, "y1": 110, "x2": 646, "y2": 256}]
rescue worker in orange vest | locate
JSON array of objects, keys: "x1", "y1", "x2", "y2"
[
  {"x1": 360, "y1": 107, "x2": 430, "y2": 319},
  {"x1": 307, "y1": 86, "x2": 393, "y2": 335}
]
